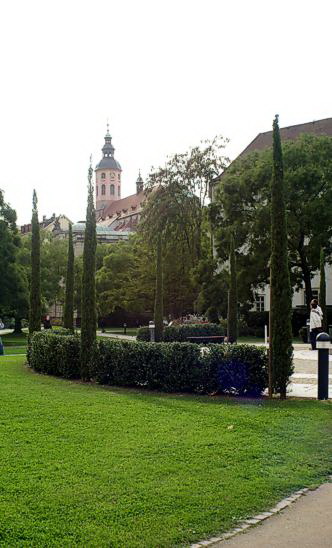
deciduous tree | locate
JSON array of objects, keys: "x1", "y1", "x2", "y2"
[{"x1": 212, "y1": 134, "x2": 332, "y2": 309}]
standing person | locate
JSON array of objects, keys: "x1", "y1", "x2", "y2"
[
  {"x1": 309, "y1": 299, "x2": 323, "y2": 350},
  {"x1": 43, "y1": 315, "x2": 52, "y2": 330}
]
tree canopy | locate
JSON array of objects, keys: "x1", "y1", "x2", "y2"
[
  {"x1": 0, "y1": 190, "x2": 29, "y2": 325},
  {"x1": 211, "y1": 134, "x2": 332, "y2": 308}
]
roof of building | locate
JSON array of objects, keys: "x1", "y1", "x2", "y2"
[
  {"x1": 213, "y1": 117, "x2": 332, "y2": 184},
  {"x1": 238, "y1": 117, "x2": 332, "y2": 159},
  {"x1": 95, "y1": 157, "x2": 122, "y2": 170},
  {"x1": 95, "y1": 126, "x2": 122, "y2": 171},
  {"x1": 98, "y1": 189, "x2": 146, "y2": 222},
  {"x1": 72, "y1": 222, "x2": 131, "y2": 236}
]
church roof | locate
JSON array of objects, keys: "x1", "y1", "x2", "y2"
[
  {"x1": 95, "y1": 157, "x2": 122, "y2": 170},
  {"x1": 98, "y1": 189, "x2": 146, "y2": 221},
  {"x1": 95, "y1": 125, "x2": 122, "y2": 171}
]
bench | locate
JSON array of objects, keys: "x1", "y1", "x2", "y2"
[{"x1": 186, "y1": 336, "x2": 225, "y2": 344}]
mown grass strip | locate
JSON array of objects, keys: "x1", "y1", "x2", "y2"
[{"x1": 0, "y1": 356, "x2": 331, "y2": 547}]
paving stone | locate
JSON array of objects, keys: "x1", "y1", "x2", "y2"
[
  {"x1": 244, "y1": 518, "x2": 260, "y2": 525},
  {"x1": 254, "y1": 513, "x2": 272, "y2": 520}
]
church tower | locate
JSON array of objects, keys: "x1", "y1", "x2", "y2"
[{"x1": 95, "y1": 124, "x2": 122, "y2": 211}]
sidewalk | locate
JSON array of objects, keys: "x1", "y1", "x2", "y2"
[
  {"x1": 212, "y1": 482, "x2": 332, "y2": 547},
  {"x1": 97, "y1": 331, "x2": 136, "y2": 342}
]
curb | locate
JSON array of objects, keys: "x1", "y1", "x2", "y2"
[{"x1": 190, "y1": 486, "x2": 315, "y2": 547}]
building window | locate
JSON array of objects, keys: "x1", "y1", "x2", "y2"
[
  {"x1": 118, "y1": 186, "x2": 120, "y2": 196},
  {"x1": 110, "y1": 172, "x2": 115, "y2": 180},
  {"x1": 96, "y1": 186, "x2": 98, "y2": 196},
  {"x1": 101, "y1": 184, "x2": 105, "y2": 195},
  {"x1": 110, "y1": 184, "x2": 115, "y2": 195},
  {"x1": 255, "y1": 294, "x2": 265, "y2": 312},
  {"x1": 101, "y1": 173, "x2": 106, "y2": 179},
  {"x1": 118, "y1": 174, "x2": 120, "y2": 181}
]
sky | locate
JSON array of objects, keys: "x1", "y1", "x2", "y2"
[{"x1": 1, "y1": 0, "x2": 331, "y2": 225}]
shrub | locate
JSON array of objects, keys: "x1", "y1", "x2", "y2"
[
  {"x1": 136, "y1": 326, "x2": 150, "y2": 341},
  {"x1": 137, "y1": 323, "x2": 225, "y2": 342},
  {"x1": 163, "y1": 323, "x2": 224, "y2": 342},
  {"x1": 29, "y1": 331, "x2": 80, "y2": 378},
  {"x1": 30, "y1": 333, "x2": 268, "y2": 396}
]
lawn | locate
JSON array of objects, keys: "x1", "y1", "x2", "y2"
[
  {"x1": 0, "y1": 332, "x2": 27, "y2": 355},
  {"x1": 0, "y1": 356, "x2": 331, "y2": 547}
]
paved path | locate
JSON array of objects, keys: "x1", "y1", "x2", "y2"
[
  {"x1": 97, "y1": 332, "x2": 136, "y2": 341},
  {"x1": 213, "y1": 483, "x2": 332, "y2": 547}
]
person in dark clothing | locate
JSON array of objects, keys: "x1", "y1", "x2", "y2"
[{"x1": 43, "y1": 315, "x2": 52, "y2": 330}]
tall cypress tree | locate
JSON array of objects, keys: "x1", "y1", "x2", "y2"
[
  {"x1": 227, "y1": 232, "x2": 238, "y2": 343},
  {"x1": 319, "y1": 248, "x2": 327, "y2": 332},
  {"x1": 154, "y1": 233, "x2": 164, "y2": 342},
  {"x1": 63, "y1": 223, "x2": 75, "y2": 331},
  {"x1": 80, "y1": 161, "x2": 97, "y2": 379},
  {"x1": 29, "y1": 190, "x2": 41, "y2": 334},
  {"x1": 270, "y1": 115, "x2": 293, "y2": 399}
]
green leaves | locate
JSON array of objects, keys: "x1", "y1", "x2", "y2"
[
  {"x1": 29, "y1": 190, "x2": 41, "y2": 334},
  {"x1": 213, "y1": 134, "x2": 332, "y2": 307},
  {"x1": 30, "y1": 332, "x2": 268, "y2": 396}
]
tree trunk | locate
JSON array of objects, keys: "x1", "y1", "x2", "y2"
[
  {"x1": 298, "y1": 234, "x2": 312, "y2": 309},
  {"x1": 13, "y1": 316, "x2": 22, "y2": 334},
  {"x1": 227, "y1": 233, "x2": 238, "y2": 343},
  {"x1": 154, "y1": 234, "x2": 164, "y2": 342},
  {"x1": 319, "y1": 248, "x2": 327, "y2": 332}
]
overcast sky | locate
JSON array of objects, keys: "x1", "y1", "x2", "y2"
[{"x1": 1, "y1": 0, "x2": 331, "y2": 224}]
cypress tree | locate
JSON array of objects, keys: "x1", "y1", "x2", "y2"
[
  {"x1": 63, "y1": 223, "x2": 75, "y2": 331},
  {"x1": 227, "y1": 232, "x2": 238, "y2": 343},
  {"x1": 154, "y1": 233, "x2": 164, "y2": 342},
  {"x1": 319, "y1": 248, "x2": 327, "y2": 332},
  {"x1": 80, "y1": 161, "x2": 97, "y2": 379},
  {"x1": 29, "y1": 190, "x2": 41, "y2": 334},
  {"x1": 269, "y1": 115, "x2": 293, "y2": 399}
]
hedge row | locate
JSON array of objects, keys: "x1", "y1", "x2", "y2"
[
  {"x1": 29, "y1": 332, "x2": 268, "y2": 396},
  {"x1": 137, "y1": 323, "x2": 224, "y2": 342}
]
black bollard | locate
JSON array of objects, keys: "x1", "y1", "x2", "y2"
[{"x1": 316, "y1": 332, "x2": 330, "y2": 400}]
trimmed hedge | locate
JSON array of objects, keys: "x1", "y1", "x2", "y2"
[
  {"x1": 137, "y1": 323, "x2": 224, "y2": 342},
  {"x1": 29, "y1": 332, "x2": 268, "y2": 396},
  {"x1": 28, "y1": 331, "x2": 80, "y2": 378}
]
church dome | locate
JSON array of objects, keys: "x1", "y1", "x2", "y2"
[
  {"x1": 96, "y1": 156, "x2": 121, "y2": 170},
  {"x1": 95, "y1": 126, "x2": 121, "y2": 171}
]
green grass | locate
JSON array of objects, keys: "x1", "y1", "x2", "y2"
[
  {"x1": 0, "y1": 357, "x2": 331, "y2": 547},
  {"x1": 0, "y1": 332, "x2": 27, "y2": 355},
  {"x1": 1, "y1": 331, "x2": 28, "y2": 347}
]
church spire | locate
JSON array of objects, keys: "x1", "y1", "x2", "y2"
[
  {"x1": 102, "y1": 122, "x2": 115, "y2": 158},
  {"x1": 136, "y1": 170, "x2": 144, "y2": 194}
]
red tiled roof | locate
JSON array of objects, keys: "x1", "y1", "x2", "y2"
[{"x1": 98, "y1": 190, "x2": 145, "y2": 221}]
